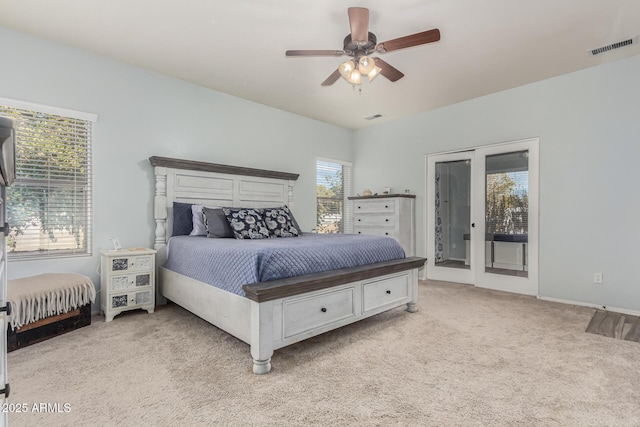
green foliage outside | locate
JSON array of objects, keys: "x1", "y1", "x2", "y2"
[
  {"x1": 1, "y1": 106, "x2": 89, "y2": 254},
  {"x1": 316, "y1": 169, "x2": 343, "y2": 233},
  {"x1": 486, "y1": 172, "x2": 528, "y2": 235}
]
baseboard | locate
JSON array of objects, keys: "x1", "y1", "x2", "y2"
[{"x1": 538, "y1": 296, "x2": 640, "y2": 317}]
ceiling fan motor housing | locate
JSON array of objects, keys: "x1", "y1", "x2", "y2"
[{"x1": 343, "y1": 32, "x2": 377, "y2": 57}]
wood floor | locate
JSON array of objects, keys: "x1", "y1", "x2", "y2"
[{"x1": 586, "y1": 310, "x2": 640, "y2": 343}]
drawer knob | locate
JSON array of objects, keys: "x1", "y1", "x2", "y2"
[
  {"x1": 358, "y1": 219, "x2": 361, "y2": 221},
  {"x1": 358, "y1": 232, "x2": 361, "y2": 234},
  {"x1": 385, "y1": 232, "x2": 389, "y2": 235},
  {"x1": 385, "y1": 219, "x2": 389, "y2": 222},
  {"x1": 357, "y1": 206, "x2": 361, "y2": 209},
  {"x1": 385, "y1": 205, "x2": 388, "y2": 208},
  {"x1": 386, "y1": 290, "x2": 391, "y2": 294},
  {"x1": 321, "y1": 307, "x2": 327, "y2": 313}
]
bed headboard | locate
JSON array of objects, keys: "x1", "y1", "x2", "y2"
[{"x1": 149, "y1": 156, "x2": 299, "y2": 266}]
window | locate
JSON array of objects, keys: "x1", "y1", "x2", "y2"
[
  {"x1": 485, "y1": 151, "x2": 529, "y2": 236},
  {"x1": 0, "y1": 103, "x2": 93, "y2": 259},
  {"x1": 316, "y1": 158, "x2": 352, "y2": 233}
]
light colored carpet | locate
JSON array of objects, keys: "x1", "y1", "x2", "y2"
[{"x1": 7, "y1": 280, "x2": 640, "y2": 426}]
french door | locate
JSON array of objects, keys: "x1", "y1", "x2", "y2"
[
  {"x1": 426, "y1": 138, "x2": 539, "y2": 296},
  {"x1": 426, "y1": 151, "x2": 475, "y2": 284}
]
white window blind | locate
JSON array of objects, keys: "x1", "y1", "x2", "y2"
[
  {"x1": 316, "y1": 158, "x2": 352, "y2": 233},
  {"x1": 485, "y1": 170, "x2": 528, "y2": 236},
  {"x1": 0, "y1": 105, "x2": 92, "y2": 259}
]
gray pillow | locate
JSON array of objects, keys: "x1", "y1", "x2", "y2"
[
  {"x1": 203, "y1": 207, "x2": 234, "y2": 238},
  {"x1": 172, "y1": 202, "x2": 193, "y2": 236}
]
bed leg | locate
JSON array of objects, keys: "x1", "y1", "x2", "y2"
[
  {"x1": 250, "y1": 300, "x2": 275, "y2": 374},
  {"x1": 406, "y1": 269, "x2": 419, "y2": 313},
  {"x1": 252, "y1": 358, "x2": 272, "y2": 375}
]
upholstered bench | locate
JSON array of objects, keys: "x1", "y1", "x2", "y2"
[{"x1": 6, "y1": 273, "x2": 96, "y2": 352}]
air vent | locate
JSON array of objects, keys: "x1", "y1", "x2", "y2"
[
  {"x1": 589, "y1": 36, "x2": 638, "y2": 56},
  {"x1": 365, "y1": 114, "x2": 383, "y2": 121}
]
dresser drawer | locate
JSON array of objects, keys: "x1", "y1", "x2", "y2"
[
  {"x1": 353, "y1": 226, "x2": 396, "y2": 239},
  {"x1": 283, "y1": 287, "x2": 356, "y2": 338},
  {"x1": 353, "y1": 199, "x2": 396, "y2": 214},
  {"x1": 354, "y1": 214, "x2": 397, "y2": 226},
  {"x1": 109, "y1": 272, "x2": 152, "y2": 292},
  {"x1": 363, "y1": 274, "x2": 409, "y2": 313}
]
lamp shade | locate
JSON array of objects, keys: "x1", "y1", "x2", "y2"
[
  {"x1": 358, "y1": 56, "x2": 375, "y2": 75},
  {"x1": 339, "y1": 60, "x2": 355, "y2": 79},
  {"x1": 348, "y1": 69, "x2": 362, "y2": 85},
  {"x1": 367, "y1": 66, "x2": 382, "y2": 82}
]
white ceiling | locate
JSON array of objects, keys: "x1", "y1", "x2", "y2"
[{"x1": 1, "y1": 0, "x2": 639, "y2": 130}]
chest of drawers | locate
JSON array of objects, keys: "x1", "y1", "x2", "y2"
[{"x1": 349, "y1": 194, "x2": 415, "y2": 256}]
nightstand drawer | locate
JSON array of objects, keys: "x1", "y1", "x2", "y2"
[
  {"x1": 110, "y1": 290, "x2": 153, "y2": 310},
  {"x1": 353, "y1": 200, "x2": 396, "y2": 214},
  {"x1": 363, "y1": 274, "x2": 409, "y2": 313},
  {"x1": 109, "y1": 273, "x2": 152, "y2": 292},
  {"x1": 109, "y1": 255, "x2": 153, "y2": 273},
  {"x1": 283, "y1": 287, "x2": 356, "y2": 338}
]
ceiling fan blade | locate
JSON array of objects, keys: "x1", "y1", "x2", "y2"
[
  {"x1": 348, "y1": 7, "x2": 369, "y2": 43},
  {"x1": 321, "y1": 69, "x2": 341, "y2": 86},
  {"x1": 374, "y1": 58, "x2": 405, "y2": 82},
  {"x1": 376, "y1": 28, "x2": 441, "y2": 53},
  {"x1": 286, "y1": 50, "x2": 345, "y2": 57}
]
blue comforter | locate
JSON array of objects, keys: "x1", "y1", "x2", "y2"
[{"x1": 165, "y1": 233, "x2": 405, "y2": 296}]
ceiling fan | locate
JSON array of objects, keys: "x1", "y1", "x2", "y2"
[{"x1": 285, "y1": 7, "x2": 440, "y2": 86}]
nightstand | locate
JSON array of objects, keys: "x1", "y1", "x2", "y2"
[{"x1": 100, "y1": 248, "x2": 156, "y2": 322}]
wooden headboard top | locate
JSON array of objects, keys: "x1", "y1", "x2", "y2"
[
  {"x1": 149, "y1": 156, "x2": 298, "y2": 267},
  {"x1": 149, "y1": 156, "x2": 299, "y2": 182}
]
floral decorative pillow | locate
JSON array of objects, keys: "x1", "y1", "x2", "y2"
[
  {"x1": 262, "y1": 206, "x2": 302, "y2": 237},
  {"x1": 222, "y1": 208, "x2": 271, "y2": 240}
]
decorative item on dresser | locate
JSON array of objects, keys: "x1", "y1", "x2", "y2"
[
  {"x1": 349, "y1": 194, "x2": 416, "y2": 257},
  {"x1": 100, "y1": 248, "x2": 156, "y2": 322}
]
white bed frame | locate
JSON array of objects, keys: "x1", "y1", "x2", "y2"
[{"x1": 150, "y1": 156, "x2": 425, "y2": 374}]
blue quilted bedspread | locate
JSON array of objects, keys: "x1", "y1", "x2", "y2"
[{"x1": 164, "y1": 233, "x2": 406, "y2": 296}]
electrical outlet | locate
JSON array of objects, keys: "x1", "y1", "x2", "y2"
[{"x1": 593, "y1": 272, "x2": 603, "y2": 284}]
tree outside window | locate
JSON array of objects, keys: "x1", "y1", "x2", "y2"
[{"x1": 0, "y1": 105, "x2": 92, "y2": 259}]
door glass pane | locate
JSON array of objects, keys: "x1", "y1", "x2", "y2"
[
  {"x1": 485, "y1": 151, "x2": 529, "y2": 277},
  {"x1": 434, "y1": 160, "x2": 471, "y2": 270}
]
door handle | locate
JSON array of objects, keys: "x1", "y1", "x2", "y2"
[
  {"x1": 0, "y1": 383, "x2": 10, "y2": 398},
  {"x1": 0, "y1": 301, "x2": 11, "y2": 316},
  {"x1": 471, "y1": 223, "x2": 475, "y2": 228}
]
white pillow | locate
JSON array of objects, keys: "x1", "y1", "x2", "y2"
[
  {"x1": 190, "y1": 204, "x2": 223, "y2": 236},
  {"x1": 189, "y1": 205, "x2": 205, "y2": 236}
]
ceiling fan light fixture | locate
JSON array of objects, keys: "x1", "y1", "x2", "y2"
[
  {"x1": 347, "y1": 69, "x2": 362, "y2": 85},
  {"x1": 367, "y1": 65, "x2": 382, "y2": 82},
  {"x1": 339, "y1": 60, "x2": 355, "y2": 79},
  {"x1": 358, "y1": 56, "x2": 375, "y2": 74}
]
